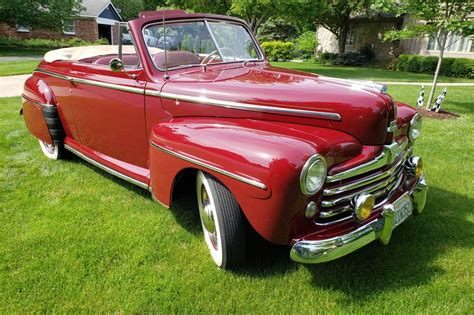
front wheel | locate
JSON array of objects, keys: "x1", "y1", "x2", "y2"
[
  {"x1": 38, "y1": 140, "x2": 63, "y2": 160},
  {"x1": 196, "y1": 171, "x2": 246, "y2": 268}
]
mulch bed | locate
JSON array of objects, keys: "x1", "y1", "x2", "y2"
[{"x1": 416, "y1": 108, "x2": 460, "y2": 120}]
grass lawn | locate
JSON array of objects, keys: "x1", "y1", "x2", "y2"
[
  {"x1": 273, "y1": 61, "x2": 473, "y2": 83},
  {"x1": 1, "y1": 83, "x2": 473, "y2": 311},
  {"x1": 0, "y1": 60, "x2": 40, "y2": 76}
]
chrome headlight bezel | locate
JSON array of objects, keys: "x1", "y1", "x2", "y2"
[
  {"x1": 300, "y1": 154, "x2": 327, "y2": 196},
  {"x1": 408, "y1": 113, "x2": 422, "y2": 142}
]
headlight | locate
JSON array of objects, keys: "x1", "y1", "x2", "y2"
[
  {"x1": 300, "y1": 154, "x2": 327, "y2": 196},
  {"x1": 409, "y1": 113, "x2": 422, "y2": 142}
]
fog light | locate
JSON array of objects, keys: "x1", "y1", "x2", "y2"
[
  {"x1": 305, "y1": 201, "x2": 318, "y2": 218},
  {"x1": 353, "y1": 193, "x2": 375, "y2": 221},
  {"x1": 407, "y1": 156, "x2": 423, "y2": 178}
]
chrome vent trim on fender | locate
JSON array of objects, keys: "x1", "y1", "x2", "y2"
[{"x1": 150, "y1": 142, "x2": 267, "y2": 190}]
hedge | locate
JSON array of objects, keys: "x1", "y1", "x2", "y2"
[
  {"x1": 261, "y1": 41, "x2": 295, "y2": 61},
  {"x1": 395, "y1": 54, "x2": 474, "y2": 78},
  {"x1": 0, "y1": 36, "x2": 109, "y2": 49}
]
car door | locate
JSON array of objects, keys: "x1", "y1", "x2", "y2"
[{"x1": 68, "y1": 50, "x2": 149, "y2": 169}]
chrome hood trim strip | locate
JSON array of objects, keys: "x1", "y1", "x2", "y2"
[
  {"x1": 156, "y1": 91, "x2": 342, "y2": 121},
  {"x1": 150, "y1": 142, "x2": 267, "y2": 190}
]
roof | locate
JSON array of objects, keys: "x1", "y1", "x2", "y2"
[{"x1": 80, "y1": 0, "x2": 122, "y2": 20}]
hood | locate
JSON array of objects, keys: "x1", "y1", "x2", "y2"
[{"x1": 160, "y1": 64, "x2": 395, "y2": 145}]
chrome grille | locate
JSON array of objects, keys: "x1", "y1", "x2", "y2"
[{"x1": 317, "y1": 141, "x2": 411, "y2": 225}]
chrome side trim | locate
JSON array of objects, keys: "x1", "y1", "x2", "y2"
[
  {"x1": 150, "y1": 142, "x2": 267, "y2": 190},
  {"x1": 35, "y1": 68, "x2": 145, "y2": 95},
  {"x1": 35, "y1": 68, "x2": 340, "y2": 121},
  {"x1": 21, "y1": 94, "x2": 54, "y2": 107},
  {"x1": 64, "y1": 144, "x2": 149, "y2": 190},
  {"x1": 326, "y1": 139, "x2": 409, "y2": 183},
  {"x1": 153, "y1": 91, "x2": 342, "y2": 121}
]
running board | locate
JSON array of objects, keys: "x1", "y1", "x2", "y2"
[{"x1": 64, "y1": 144, "x2": 149, "y2": 190}]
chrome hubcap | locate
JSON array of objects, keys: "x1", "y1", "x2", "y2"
[
  {"x1": 42, "y1": 141, "x2": 56, "y2": 154},
  {"x1": 199, "y1": 184, "x2": 218, "y2": 250}
]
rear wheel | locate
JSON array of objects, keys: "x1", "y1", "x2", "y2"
[
  {"x1": 196, "y1": 171, "x2": 246, "y2": 268},
  {"x1": 38, "y1": 140, "x2": 63, "y2": 160}
]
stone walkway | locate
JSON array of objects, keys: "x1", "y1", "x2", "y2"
[
  {"x1": 0, "y1": 74, "x2": 31, "y2": 97},
  {"x1": 0, "y1": 56, "x2": 41, "y2": 62}
]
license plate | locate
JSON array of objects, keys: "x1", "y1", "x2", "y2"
[{"x1": 392, "y1": 193, "x2": 413, "y2": 228}]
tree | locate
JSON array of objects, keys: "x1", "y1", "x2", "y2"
[
  {"x1": 230, "y1": 0, "x2": 284, "y2": 34},
  {"x1": 378, "y1": 0, "x2": 474, "y2": 108},
  {"x1": 312, "y1": 0, "x2": 371, "y2": 53},
  {"x1": 113, "y1": 0, "x2": 145, "y2": 21},
  {"x1": 0, "y1": 0, "x2": 83, "y2": 31}
]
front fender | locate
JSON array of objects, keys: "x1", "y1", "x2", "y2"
[{"x1": 149, "y1": 118, "x2": 361, "y2": 244}]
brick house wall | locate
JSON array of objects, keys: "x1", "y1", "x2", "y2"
[{"x1": 0, "y1": 18, "x2": 99, "y2": 42}]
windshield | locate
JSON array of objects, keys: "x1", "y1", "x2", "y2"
[{"x1": 143, "y1": 20, "x2": 261, "y2": 70}]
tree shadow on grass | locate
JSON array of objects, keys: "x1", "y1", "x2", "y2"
[
  {"x1": 234, "y1": 186, "x2": 473, "y2": 298},
  {"x1": 64, "y1": 154, "x2": 150, "y2": 200},
  {"x1": 62, "y1": 154, "x2": 473, "y2": 297}
]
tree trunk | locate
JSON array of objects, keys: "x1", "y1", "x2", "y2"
[
  {"x1": 338, "y1": 25, "x2": 348, "y2": 54},
  {"x1": 426, "y1": 35, "x2": 447, "y2": 109}
]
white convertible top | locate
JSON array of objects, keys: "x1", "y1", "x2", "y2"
[{"x1": 43, "y1": 45, "x2": 164, "y2": 63}]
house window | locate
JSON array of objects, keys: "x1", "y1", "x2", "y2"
[
  {"x1": 426, "y1": 36, "x2": 437, "y2": 50},
  {"x1": 346, "y1": 25, "x2": 356, "y2": 46},
  {"x1": 16, "y1": 25, "x2": 30, "y2": 33},
  {"x1": 427, "y1": 32, "x2": 472, "y2": 53},
  {"x1": 63, "y1": 19, "x2": 75, "y2": 35}
]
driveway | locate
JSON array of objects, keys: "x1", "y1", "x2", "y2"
[
  {"x1": 0, "y1": 56, "x2": 41, "y2": 62},
  {"x1": 0, "y1": 74, "x2": 31, "y2": 97}
]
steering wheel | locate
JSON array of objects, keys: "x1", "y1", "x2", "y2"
[{"x1": 201, "y1": 47, "x2": 237, "y2": 65}]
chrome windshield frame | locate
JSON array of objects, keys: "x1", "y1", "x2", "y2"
[{"x1": 142, "y1": 17, "x2": 265, "y2": 72}]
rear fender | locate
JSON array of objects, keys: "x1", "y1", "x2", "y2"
[
  {"x1": 22, "y1": 75, "x2": 64, "y2": 145},
  {"x1": 149, "y1": 118, "x2": 361, "y2": 244}
]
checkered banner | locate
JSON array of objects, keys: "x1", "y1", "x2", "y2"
[
  {"x1": 417, "y1": 85, "x2": 424, "y2": 108},
  {"x1": 431, "y1": 88, "x2": 447, "y2": 113}
]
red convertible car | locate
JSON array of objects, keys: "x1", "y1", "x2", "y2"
[{"x1": 22, "y1": 10, "x2": 427, "y2": 269}]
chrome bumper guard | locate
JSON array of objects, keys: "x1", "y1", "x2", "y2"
[{"x1": 290, "y1": 177, "x2": 428, "y2": 264}]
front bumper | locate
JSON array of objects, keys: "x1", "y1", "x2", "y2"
[{"x1": 290, "y1": 177, "x2": 428, "y2": 264}]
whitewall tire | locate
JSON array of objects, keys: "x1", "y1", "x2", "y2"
[
  {"x1": 38, "y1": 140, "x2": 62, "y2": 160},
  {"x1": 196, "y1": 171, "x2": 246, "y2": 269}
]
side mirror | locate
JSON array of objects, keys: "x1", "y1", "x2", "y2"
[{"x1": 109, "y1": 58, "x2": 124, "y2": 72}]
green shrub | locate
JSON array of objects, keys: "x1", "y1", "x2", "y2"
[
  {"x1": 394, "y1": 54, "x2": 473, "y2": 78},
  {"x1": 406, "y1": 55, "x2": 422, "y2": 72},
  {"x1": 320, "y1": 52, "x2": 338, "y2": 65},
  {"x1": 451, "y1": 58, "x2": 474, "y2": 78},
  {"x1": 0, "y1": 36, "x2": 108, "y2": 49},
  {"x1": 419, "y1": 56, "x2": 438, "y2": 74},
  {"x1": 294, "y1": 31, "x2": 316, "y2": 60},
  {"x1": 439, "y1": 57, "x2": 455, "y2": 76},
  {"x1": 261, "y1": 41, "x2": 295, "y2": 61},
  {"x1": 333, "y1": 52, "x2": 366, "y2": 66},
  {"x1": 359, "y1": 44, "x2": 375, "y2": 62},
  {"x1": 395, "y1": 54, "x2": 410, "y2": 71}
]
